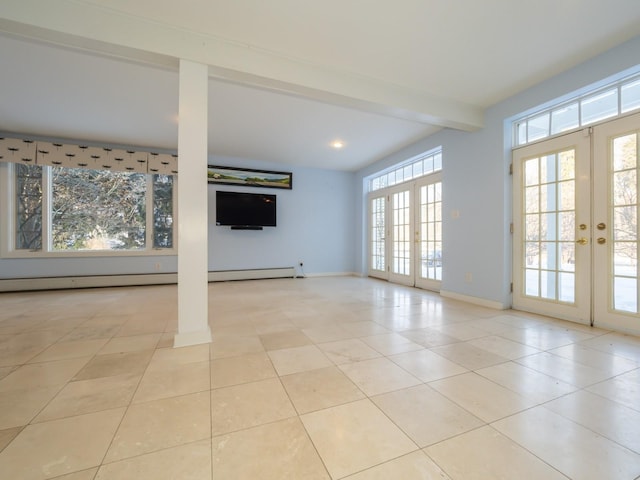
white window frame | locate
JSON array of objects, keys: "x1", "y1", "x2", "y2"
[
  {"x1": 369, "y1": 147, "x2": 442, "y2": 192},
  {"x1": 514, "y1": 72, "x2": 640, "y2": 147},
  {"x1": 0, "y1": 162, "x2": 177, "y2": 258}
]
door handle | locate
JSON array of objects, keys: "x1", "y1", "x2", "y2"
[
  {"x1": 597, "y1": 223, "x2": 606, "y2": 230},
  {"x1": 577, "y1": 238, "x2": 588, "y2": 245},
  {"x1": 597, "y1": 237, "x2": 606, "y2": 244}
]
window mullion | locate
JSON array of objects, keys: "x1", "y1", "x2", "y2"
[
  {"x1": 43, "y1": 166, "x2": 52, "y2": 252},
  {"x1": 146, "y1": 174, "x2": 153, "y2": 252}
]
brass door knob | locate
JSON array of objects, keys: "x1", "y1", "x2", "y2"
[
  {"x1": 597, "y1": 237, "x2": 606, "y2": 244},
  {"x1": 577, "y1": 238, "x2": 588, "y2": 245},
  {"x1": 597, "y1": 223, "x2": 606, "y2": 230}
]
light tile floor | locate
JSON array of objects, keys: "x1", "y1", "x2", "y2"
[{"x1": 0, "y1": 276, "x2": 640, "y2": 479}]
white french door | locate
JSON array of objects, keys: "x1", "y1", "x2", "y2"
[
  {"x1": 368, "y1": 193, "x2": 387, "y2": 280},
  {"x1": 415, "y1": 174, "x2": 443, "y2": 290},
  {"x1": 593, "y1": 113, "x2": 640, "y2": 332},
  {"x1": 367, "y1": 174, "x2": 442, "y2": 291},
  {"x1": 513, "y1": 113, "x2": 640, "y2": 334},
  {"x1": 513, "y1": 130, "x2": 591, "y2": 324}
]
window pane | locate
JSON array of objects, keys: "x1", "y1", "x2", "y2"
[
  {"x1": 15, "y1": 163, "x2": 43, "y2": 250},
  {"x1": 433, "y1": 153, "x2": 442, "y2": 171},
  {"x1": 153, "y1": 174, "x2": 174, "y2": 249},
  {"x1": 528, "y1": 112, "x2": 550, "y2": 142},
  {"x1": 551, "y1": 103, "x2": 579, "y2": 134},
  {"x1": 424, "y1": 156, "x2": 434, "y2": 174},
  {"x1": 621, "y1": 78, "x2": 640, "y2": 113},
  {"x1": 517, "y1": 122, "x2": 527, "y2": 145},
  {"x1": 412, "y1": 161, "x2": 423, "y2": 178},
  {"x1": 52, "y1": 167, "x2": 146, "y2": 251},
  {"x1": 388, "y1": 171, "x2": 396, "y2": 186},
  {"x1": 403, "y1": 165, "x2": 413, "y2": 181},
  {"x1": 581, "y1": 88, "x2": 618, "y2": 125}
]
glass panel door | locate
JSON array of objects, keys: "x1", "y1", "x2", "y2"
[
  {"x1": 512, "y1": 130, "x2": 591, "y2": 324},
  {"x1": 368, "y1": 193, "x2": 387, "y2": 279},
  {"x1": 368, "y1": 175, "x2": 443, "y2": 290},
  {"x1": 593, "y1": 112, "x2": 640, "y2": 333},
  {"x1": 415, "y1": 173, "x2": 442, "y2": 291}
]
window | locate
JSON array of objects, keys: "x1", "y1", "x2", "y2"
[
  {"x1": 515, "y1": 72, "x2": 640, "y2": 147},
  {"x1": 369, "y1": 148, "x2": 442, "y2": 192},
  {"x1": 15, "y1": 163, "x2": 43, "y2": 250},
  {"x1": 11, "y1": 163, "x2": 175, "y2": 255}
]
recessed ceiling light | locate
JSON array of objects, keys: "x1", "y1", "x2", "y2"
[{"x1": 331, "y1": 140, "x2": 345, "y2": 149}]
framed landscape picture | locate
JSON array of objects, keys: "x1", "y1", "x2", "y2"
[{"x1": 207, "y1": 165, "x2": 292, "y2": 190}]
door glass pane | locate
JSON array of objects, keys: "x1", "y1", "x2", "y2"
[
  {"x1": 559, "y1": 273, "x2": 575, "y2": 302},
  {"x1": 525, "y1": 269, "x2": 540, "y2": 296},
  {"x1": 370, "y1": 196, "x2": 386, "y2": 272},
  {"x1": 611, "y1": 132, "x2": 639, "y2": 313},
  {"x1": 614, "y1": 277, "x2": 637, "y2": 313},
  {"x1": 521, "y1": 150, "x2": 576, "y2": 304},
  {"x1": 525, "y1": 158, "x2": 539, "y2": 185},
  {"x1": 559, "y1": 242, "x2": 575, "y2": 272}
]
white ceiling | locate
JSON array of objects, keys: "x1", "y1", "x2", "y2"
[{"x1": 1, "y1": 1, "x2": 640, "y2": 171}]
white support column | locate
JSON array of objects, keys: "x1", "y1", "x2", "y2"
[{"x1": 174, "y1": 59, "x2": 212, "y2": 348}]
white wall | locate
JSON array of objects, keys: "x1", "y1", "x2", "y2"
[
  {"x1": 355, "y1": 35, "x2": 640, "y2": 307},
  {"x1": 0, "y1": 155, "x2": 356, "y2": 279}
]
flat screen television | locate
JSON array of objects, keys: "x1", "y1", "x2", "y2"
[{"x1": 215, "y1": 190, "x2": 276, "y2": 229}]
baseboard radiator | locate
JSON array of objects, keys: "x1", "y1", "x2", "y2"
[{"x1": 0, "y1": 267, "x2": 297, "y2": 293}]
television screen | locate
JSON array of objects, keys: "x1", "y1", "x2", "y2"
[{"x1": 216, "y1": 191, "x2": 276, "y2": 228}]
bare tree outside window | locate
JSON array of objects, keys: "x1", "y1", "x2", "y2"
[
  {"x1": 51, "y1": 167, "x2": 147, "y2": 251},
  {"x1": 15, "y1": 163, "x2": 43, "y2": 250}
]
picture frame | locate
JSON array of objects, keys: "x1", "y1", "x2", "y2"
[{"x1": 207, "y1": 165, "x2": 292, "y2": 190}]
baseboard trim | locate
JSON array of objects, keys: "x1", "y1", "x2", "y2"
[
  {"x1": 304, "y1": 272, "x2": 357, "y2": 278},
  {"x1": 208, "y1": 267, "x2": 296, "y2": 282},
  {"x1": 0, "y1": 267, "x2": 297, "y2": 292},
  {"x1": 440, "y1": 289, "x2": 509, "y2": 310},
  {"x1": 0, "y1": 273, "x2": 177, "y2": 292}
]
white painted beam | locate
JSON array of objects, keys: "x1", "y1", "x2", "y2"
[{"x1": 0, "y1": 1, "x2": 483, "y2": 131}]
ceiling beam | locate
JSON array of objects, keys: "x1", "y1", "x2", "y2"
[{"x1": 0, "y1": 0, "x2": 483, "y2": 131}]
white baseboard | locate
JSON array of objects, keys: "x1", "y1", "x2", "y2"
[
  {"x1": 304, "y1": 272, "x2": 358, "y2": 278},
  {"x1": 0, "y1": 267, "x2": 297, "y2": 292},
  {"x1": 208, "y1": 267, "x2": 295, "y2": 282},
  {"x1": 0, "y1": 273, "x2": 176, "y2": 292},
  {"x1": 440, "y1": 289, "x2": 509, "y2": 310}
]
